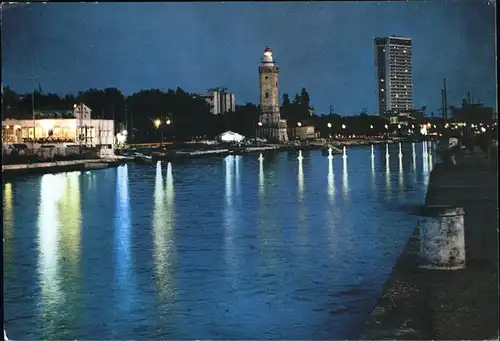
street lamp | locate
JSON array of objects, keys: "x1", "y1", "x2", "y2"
[
  {"x1": 327, "y1": 122, "x2": 332, "y2": 128},
  {"x1": 255, "y1": 121, "x2": 263, "y2": 144},
  {"x1": 154, "y1": 119, "x2": 161, "y2": 129}
]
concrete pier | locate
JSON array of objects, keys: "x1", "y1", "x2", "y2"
[
  {"x1": 2, "y1": 157, "x2": 126, "y2": 176},
  {"x1": 360, "y1": 152, "x2": 499, "y2": 340},
  {"x1": 418, "y1": 205, "x2": 466, "y2": 270}
]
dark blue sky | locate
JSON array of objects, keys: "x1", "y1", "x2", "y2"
[{"x1": 2, "y1": 1, "x2": 496, "y2": 115}]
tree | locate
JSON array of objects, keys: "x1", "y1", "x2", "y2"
[
  {"x1": 300, "y1": 88, "x2": 310, "y2": 106},
  {"x1": 282, "y1": 93, "x2": 290, "y2": 106}
]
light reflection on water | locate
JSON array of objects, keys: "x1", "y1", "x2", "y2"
[
  {"x1": 4, "y1": 143, "x2": 433, "y2": 340},
  {"x1": 328, "y1": 157, "x2": 335, "y2": 199},
  {"x1": 342, "y1": 156, "x2": 349, "y2": 198},
  {"x1": 153, "y1": 162, "x2": 177, "y2": 315},
  {"x1": 37, "y1": 171, "x2": 82, "y2": 338}
]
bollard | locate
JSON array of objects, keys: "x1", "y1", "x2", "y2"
[{"x1": 418, "y1": 205, "x2": 466, "y2": 270}]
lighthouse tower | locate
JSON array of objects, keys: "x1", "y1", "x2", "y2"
[{"x1": 258, "y1": 48, "x2": 288, "y2": 143}]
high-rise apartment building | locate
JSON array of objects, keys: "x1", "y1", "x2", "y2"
[
  {"x1": 199, "y1": 88, "x2": 236, "y2": 115},
  {"x1": 374, "y1": 36, "x2": 413, "y2": 115}
]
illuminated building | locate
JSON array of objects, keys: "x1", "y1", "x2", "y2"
[
  {"x1": 375, "y1": 36, "x2": 413, "y2": 115},
  {"x1": 2, "y1": 102, "x2": 115, "y2": 155},
  {"x1": 257, "y1": 47, "x2": 288, "y2": 143}
]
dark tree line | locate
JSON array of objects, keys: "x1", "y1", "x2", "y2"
[{"x1": 3, "y1": 84, "x2": 404, "y2": 141}]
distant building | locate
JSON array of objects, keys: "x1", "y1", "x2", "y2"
[
  {"x1": 199, "y1": 88, "x2": 236, "y2": 115},
  {"x1": 219, "y1": 130, "x2": 245, "y2": 143},
  {"x1": 2, "y1": 102, "x2": 115, "y2": 155},
  {"x1": 289, "y1": 125, "x2": 317, "y2": 140},
  {"x1": 374, "y1": 36, "x2": 413, "y2": 115},
  {"x1": 257, "y1": 47, "x2": 288, "y2": 143}
]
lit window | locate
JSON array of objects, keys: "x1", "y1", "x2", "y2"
[
  {"x1": 395, "y1": 94, "x2": 399, "y2": 98},
  {"x1": 403, "y1": 49, "x2": 406, "y2": 53},
  {"x1": 381, "y1": 89, "x2": 384, "y2": 92},
  {"x1": 394, "y1": 75, "x2": 397, "y2": 78},
  {"x1": 380, "y1": 79, "x2": 384, "y2": 82},
  {"x1": 404, "y1": 85, "x2": 407, "y2": 88},
  {"x1": 405, "y1": 69, "x2": 408, "y2": 72}
]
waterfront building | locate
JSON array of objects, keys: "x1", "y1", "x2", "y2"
[
  {"x1": 289, "y1": 124, "x2": 317, "y2": 140},
  {"x1": 374, "y1": 36, "x2": 413, "y2": 115},
  {"x1": 218, "y1": 130, "x2": 245, "y2": 143},
  {"x1": 199, "y1": 88, "x2": 236, "y2": 115},
  {"x1": 257, "y1": 47, "x2": 289, "y2": 143},
  {"x1": 2, "y1": 102, "x2": 115, "y2": 155}
]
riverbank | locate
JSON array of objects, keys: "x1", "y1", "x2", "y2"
[
  {"x1": 2, "y1": 157, "x2": 127, "y2": 177},
  {"x1": 359, "y1": 151, "x2": 498, "y2": 339}
]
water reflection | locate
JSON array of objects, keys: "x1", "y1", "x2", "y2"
[
  {"x1": 224, "y1": 156, "x2": 238, "y2": 286},
  {"x1": 153, "y1": 162, "x2": 176, "y2": 313},
  {"x1": 259, "y1": 158, "x2": 264, "y2": 196},
  {"x1": 385, "y1": 154, "x2": 391, "y2": 193},
  {"x1": 428, "y1": 150, "x2": 434, "y2": 172},
  {"x1": 298, "y1": 158, "x2": 304, "y2": 200},
  {"x1": 398, "y1": 152, "x2": 404, "y2": 191},
  {"x1": 328, "y1": 158, "x2": 334, "y2": 200},
  {"x1": 342, "y1": 157, "x2": 349, "y2": 198},
  {"x1": 412, "y1": 142, "x2": 417, "y2": 173},
  {"x1": 59, "y1": 172, "x2": 82, "y2": 264},
  {"x1": 385, "y1": 143, "x2": 390, "y2": 158},
  {"x1": 114, "y1": 165, "x2": 132, "y2": 310},
  {"x1": 423, "y1": 145, "x2": 429, "y2": 179},
  {"x1": 235, "y1": 155, "x2": 242, "y2": 195},
  {"x1": 4, "y1": 182, "x2": 13, "y2": 242},
  {"x1": 37, "y1": 173, "x2": 68, "y2": 336}
]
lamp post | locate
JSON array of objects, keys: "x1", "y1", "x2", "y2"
[
  {"x1": 256, "y1": 121, "x2": 262, "y2": 144},
  {"x1": 296, "y1": 121, "x2": 302, "y2": 141},
  {"x1": 327, "y1": 122, "x2": 332, "y2": 139},
  {"x1": 341, "y1": 124, "x2": 346, "y2": 139}
]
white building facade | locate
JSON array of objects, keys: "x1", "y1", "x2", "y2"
[{"x1": 2, "y1": 103, "x2": 115, "y2": 155}]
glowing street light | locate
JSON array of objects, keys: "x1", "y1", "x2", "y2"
[
  {"x1": 370, "y1": 125, "x2": 374, "y2": 129},
  {"x1": 327, "y1": 122, "x2": 332, "y2": 128},
  {"x1": 397, "y1": 124, "x2": 401, "y2": 129},
  {"x1": 258, "y1": 121, "x2": 263, "y2": 127},
  {"x1": 384, "y1": 124, "x2": 388, "y2": 129},
  {"x1": 341, "y1": 124, "x2": 346, "y2": 129},
  {"x1": 166, "y1": 119, "x2": 172, "y2": 125},
  {"x1": 297, "y1": 122, "x2": 302, "y2": 127},
  {"x1": 154, "y1": 119, "x2": 161, "y2": 129}
]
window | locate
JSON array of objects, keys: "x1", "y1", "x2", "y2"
[
  {"x1": 265, "y1": 76, "x2": 268, "y2": 80},
  {"x1": 265, "y1": 92, "x2": 269, "y2": 98}
]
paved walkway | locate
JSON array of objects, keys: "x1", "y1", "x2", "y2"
[{"x1": 360, "y1": 150, "x2": 499, "y2": 340}]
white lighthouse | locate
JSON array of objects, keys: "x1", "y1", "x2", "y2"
[{"x1": 258, "y1": 48, "x2": 288, "y2": 143}]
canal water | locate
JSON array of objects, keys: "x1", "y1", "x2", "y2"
[{"x1": 3, "y1": 142, "x2": 434, "y2": 340}]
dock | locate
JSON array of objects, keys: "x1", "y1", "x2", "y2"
[
  {"x1": 2, "y1": 157, "x2": 127, "y2": 177},
  {"x1": 359, "y1": 150, "x2": 498, "y2": 339}
]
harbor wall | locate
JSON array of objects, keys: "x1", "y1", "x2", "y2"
[{"x1": 359, "y1": 151, "x2": 499, "y2": 339}]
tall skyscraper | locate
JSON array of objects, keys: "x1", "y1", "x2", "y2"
[
  {"x1": 374, "y1": 36, "x2": 413, "y2": 115},
  {"x1": 258, "y1": 47, "x2": 288, "y2": 142}
]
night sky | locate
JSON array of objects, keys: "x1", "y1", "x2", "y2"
[{"x1": 2, "y1": 1, "x2": 496, "y2": 115}]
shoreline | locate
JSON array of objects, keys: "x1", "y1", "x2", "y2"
[
  {"x1": 2, "y1": 139, "x2": 420, "y2": 176},
  {"x1": 359, "y1": 150, "x2": 498, "y2": 339},
  {"x1": 2, "y1": 157, "x2": 127, "y2": 178}
]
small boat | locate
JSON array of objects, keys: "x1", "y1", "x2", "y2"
[{"x1": 134, "y1": 153, "x2": 153, "y2": 164}]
